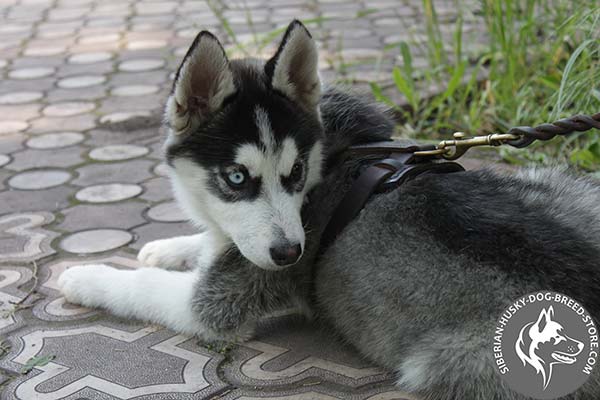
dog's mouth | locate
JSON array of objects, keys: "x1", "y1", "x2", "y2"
[{"x1": 552, "y1": 351, "x2": 578, "y2": 364}]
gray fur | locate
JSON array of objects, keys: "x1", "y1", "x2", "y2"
[
  {"x1": 186, "y1": 82, "x2": 600, "y2": 398},
  {"x1": 62, "y1": 22, "x2": 600, "y2": 400}
]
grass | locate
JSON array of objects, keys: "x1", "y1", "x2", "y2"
[
  {"x1": 372, "y1": 0, "x2": 600, "y2": 169},
  {"x1": 203, "y1": 0, "x2": 599, "y2": 169}
]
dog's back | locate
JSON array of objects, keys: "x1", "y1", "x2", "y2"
[{"x1": 313, "y1": 161, "x2": 600, "y2": 399}]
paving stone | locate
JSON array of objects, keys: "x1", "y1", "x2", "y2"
[
  {"x1": 58, "y1": 202, "x2": 147, "y2": 231},
  {"x1": 60, "y1": 229, "x2": 133, "y2": 253},
  {"x1": 57, "y1": 60, "x2": 115, "y2": 77},
  {"x1": 0, "y1": 24, "x2": 31, "y2": 35},
  {"x1": 69, "y1": 41, "x2": 120, "y2": 54},
  {"x1": 0, "y1": 104, "x2": 41, "y2": 122},
  {"x1": 28, "y1": 114, "x2": 97, "y2": 134},
  {"x1": 339, "y1": 48, "x2": 382, "y2": 60},
  {"x1": 0, "y1": 212, "x2": 58, "y2": 263},
  {"x1": 111, "y1": 84, "x2": 160, "y2": 96},
  {"x1": 130, "y1": 221, "x2": 198, "y2": 250},
  {"x1": 153, "y1": 162, "x2": 170, "y2": 177},
  {"x1": 222, "y1": 316, "x2": 395, "y2": 391},
  {"x1": 5, "y1": 147, "x2": 83, "y2": 171},
  {"x1": 146, "y1": 201, "x2": 187, "y2": 222},
  {"x1": 0, "y1": 120, "x2": 28, "y2": 134},
  {"x1": 99, "y1": 93, "x2": 163, "y2": 116},
  {"x1": 73, "y1": 159, "x2": 155, "y2": 186},
  {"x1": 118, "y1": 58, "x2": 165, "y2": 72},
  {"x1": 23, "y1": 45, "x2": 67, "y2": 57},
  {"x1": 10, "y1": 55, "x2": 63, "y2": 68},
  {"x1": 126, "y1": 39, "x2": 168, "y2": 50},
  {"x1": 26, "y1": 132, "x2": 85, "y2": 149},
  {"x1": 57, "y1": 74, "x2": 106, "y2": 88},
  {"x1": 0, "y1": 77, "x2": 56, "y2": 93},
  {"x1": 88, "y1": 16, "x2": 128, "y2": 27},
  {"x1": 0, "y1": 154, "x2": 11, "y2": 167},
  {"x1": 46, "y1": 86, "x2": 107, "y2": 102},
  {"x1": 37, "y1": 25, "x2": 77, "y2": 39},
  {"x1": 89, "y1": 144, "x2": 149, "y2": 161},
  {"x1": 147, "y1": 140, "x2": 164, "y2": 159},
  {"x1": 8, "y1": 169, "x2": 72, "y2": 189},
  {"x1": 0, "y1": 91, "x2": 43, "y2": 105},
  {"x1": 99, "y1": 111, "x2": 152, "y2": 124},
  {"x1": 134, "y1": 1, "x2": 177, "y2": 14},
  {"x1": 0, "y1": 322, "x2": 227, "y2": 399},
  {"x1": 0, "y1": 186, "x2": 72, "y2": 214},
  {"x1": 47, "y1": 6, "x2": 89, "y2": 21},
  {"x1": 67, "y1": 51, "x2": 113, "y2": 64},
  {"x1": 78, "y1": 33, "x2": 120, "y2": 45},
  {"x1": 109, "y1": 70, "x2": 169, "y2": 86},
  {"x1": 140, "y1": 177, "x2": 171, "y2": 202},
  {"x1": 75, "y1": 183, "x2": 143, "y2": 203},
  {"x1": 0, "y1": 133, "x2": 26, "y2": 153},
  {"x1": 83, "y1": 127, "x2": 158, "y2": 147},
  {"x1": 42, "y1": 101, "x2": 96, "y2": 117}
]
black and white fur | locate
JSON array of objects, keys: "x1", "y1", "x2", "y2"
[{"x1": 59, "y1": 21, "x2": 600, "y2": 399}]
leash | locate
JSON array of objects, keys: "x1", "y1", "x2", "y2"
[
  {"x1": 320, "y1": 112, "x2": 600, "y2": 249},
  {"x1": 413, "y1": 112, "x2": 600, "y2": 160}
]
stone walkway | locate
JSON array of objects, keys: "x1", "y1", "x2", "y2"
[{"x1": 0, "y1": 0, "x2": 488, "y2": 399}]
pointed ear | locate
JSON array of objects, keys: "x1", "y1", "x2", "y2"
[
  {"x1": 166, "y1": 31, "x2": 236, "y2": 135},
  {"x1": 265, "y1": 20, "x2": 321, "y2": 112},
  {"x1": 535, "y1": 307, "x2": 551, "y2": 333}
]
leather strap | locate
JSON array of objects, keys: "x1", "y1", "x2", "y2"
[{"x1": 320, "y1": 144, "x2": 464, "y2": 250}]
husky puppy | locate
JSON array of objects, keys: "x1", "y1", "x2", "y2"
[{"x1": 59, "y1": 20, "x2": 600, "y2": 399}]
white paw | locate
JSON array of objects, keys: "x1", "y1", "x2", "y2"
[
  {"x1": 58, "y1": 264, "x2": 114, "y2": 308},
  {"x1": 137, "y1": 238, "x2": 191, "y2": 268}
]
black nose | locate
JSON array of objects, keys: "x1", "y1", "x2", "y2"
[{"x1": 269, "y1": 242, "x2": 302, "y2": 266}]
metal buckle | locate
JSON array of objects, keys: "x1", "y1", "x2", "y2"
[{"x1": 414, "y1": 132, "x2": 522, "y2": 160}]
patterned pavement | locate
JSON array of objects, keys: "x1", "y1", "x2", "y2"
[{"x1": 0, "y1": 0, "x2": 488, "y2": 398}]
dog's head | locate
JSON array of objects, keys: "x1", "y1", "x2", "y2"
[
  {"x1": 164, "y1": 20, "x2": 324, "y2": 271},
  {"x1": 516, "y1": 306, "x2": 584, "y2": 388}
]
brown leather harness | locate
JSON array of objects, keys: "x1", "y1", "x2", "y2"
[
  {"x1": 318, "y1": 113, "x2": 600, "y2": 249},
  {"x1": 320, "y1": 141, "x2": 465, "y2": 249}
]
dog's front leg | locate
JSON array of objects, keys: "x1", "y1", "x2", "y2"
[
  {"x1": 137, "y1": 231, "x2": 229, "y2": 270},
  {"x1": 58, "y1": 265, "x2": 214, "y2": 336},
  {"x1": 59, "y1": 245, "x2": 309, "y2": 342},
  {"x1": 57, "y1": 261, "x2": 265, "y2": 342}
]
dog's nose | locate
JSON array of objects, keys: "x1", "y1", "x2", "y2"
[{"x1": 269, "y1": 242, "x2": 302, "y2": 266}]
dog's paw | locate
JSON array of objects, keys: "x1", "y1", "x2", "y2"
[
  {"x1": 198, "y1": 324, "x2": 256, "y2": 344},
  {"x1": 58, "y1": 264, "x2": 113, "y2": 308},
  {"x1": 137, "y1": 238, "x2": 191, "y2": 268}
]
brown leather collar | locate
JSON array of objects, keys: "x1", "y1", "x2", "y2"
[{"x1": 320, "y1": 141, "x2": 465, "y2": 250}]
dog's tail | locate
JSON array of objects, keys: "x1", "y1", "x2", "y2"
[{"x1": 395, "y1": 329, "x2": 600, "y2": 400}]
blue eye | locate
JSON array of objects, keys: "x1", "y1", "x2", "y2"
[{"x1": 227, "y1": 171, "x2": 246, "y2": 186}]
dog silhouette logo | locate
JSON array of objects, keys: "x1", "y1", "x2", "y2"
[
  {"x1": 493, "y1": 292, "x2": 597, "y2": 399},
  {"x1": 515, "y1": 306, "x2": 584, "y2": 389}
]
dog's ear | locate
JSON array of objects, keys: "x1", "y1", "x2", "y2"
[
  {"x1": 166, "y1": 31, "x2": 236, "y2": 135},
  {"x1": 535, "y1": 307, "x2": 552, "y2": 333},
  {"x1": 265, "y1": 20, "x2": 321, "y2": 113}
]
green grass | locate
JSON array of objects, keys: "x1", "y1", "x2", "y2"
[
  {"x1": 203, "y1": 0, "x2": 599, "y2": 168},
  {"x1": 372, "y1": 0, "x2": 600, "y2": 169}
]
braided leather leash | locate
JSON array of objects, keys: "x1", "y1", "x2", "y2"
[
  {"x1": 320, "y1": 112, "x2": 600, "y2": 249},
  {"x1": 413, "y1": 112, "x2": 600, "y2": 160}
]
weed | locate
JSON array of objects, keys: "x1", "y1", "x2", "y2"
[{"x1": 372, "y1": 0, "x2": 600, "y2": 169}]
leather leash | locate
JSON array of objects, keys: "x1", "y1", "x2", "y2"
[
  {"x1": 319, "y1": 113, "x2": 600, "y2": 250},
  {"x1": 320, "y1": 141, "x2": 464, "y2": 249}
]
